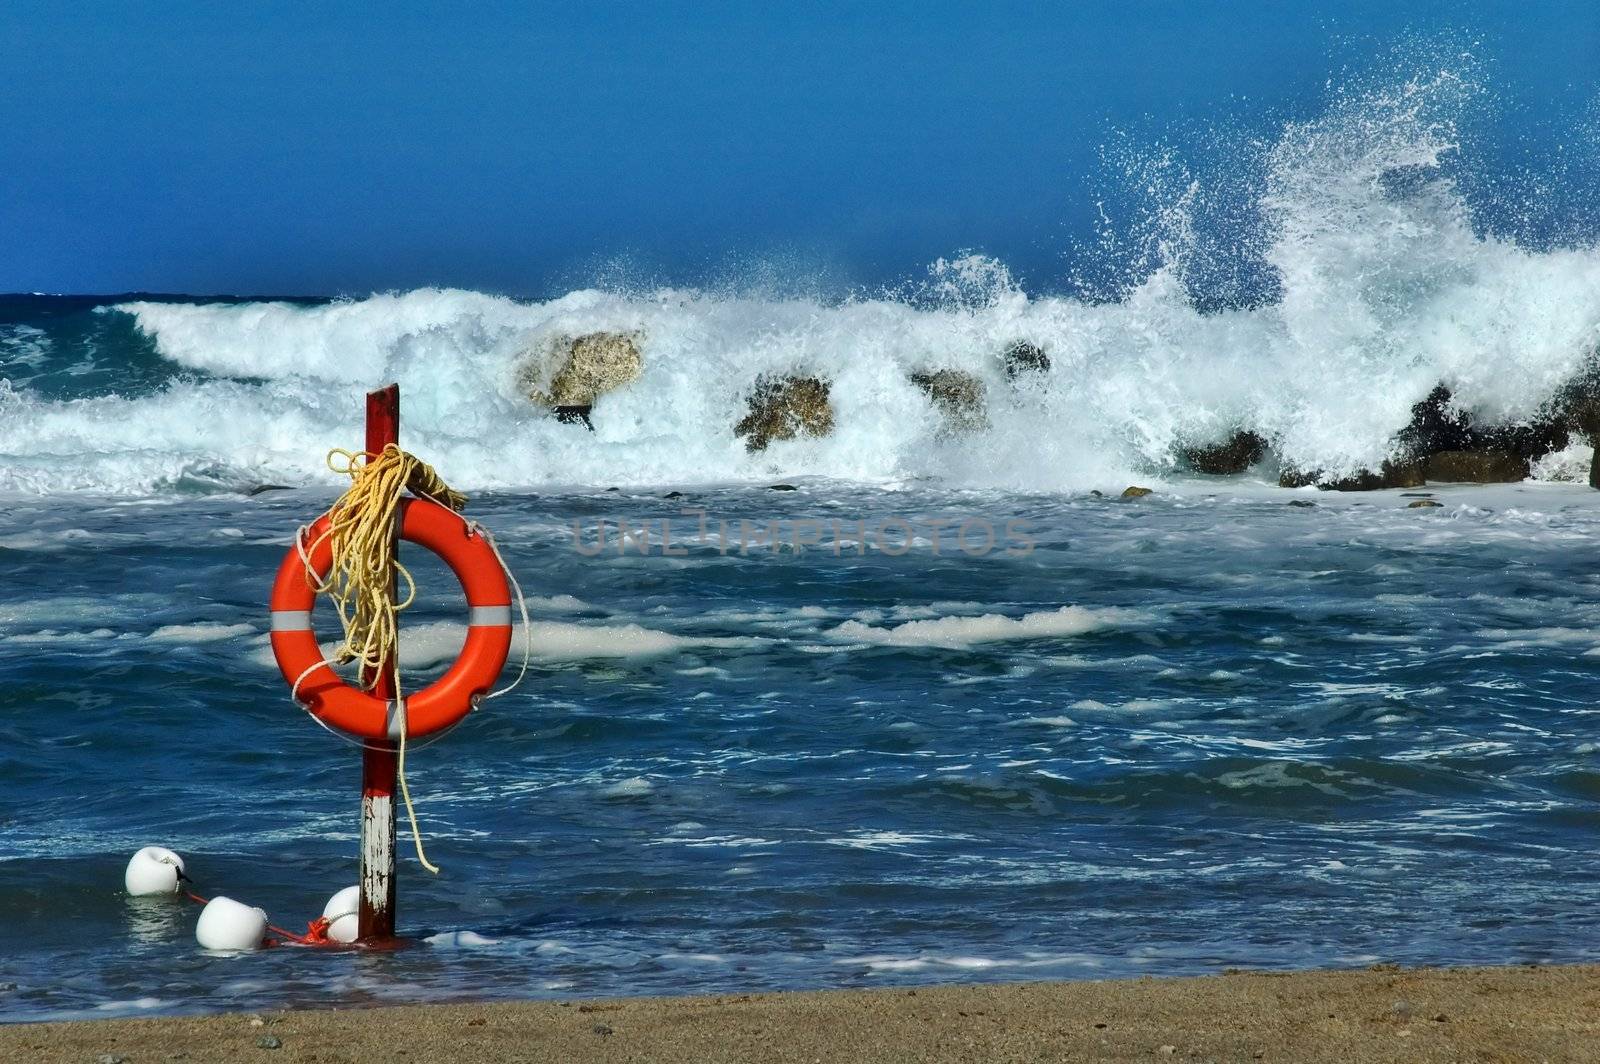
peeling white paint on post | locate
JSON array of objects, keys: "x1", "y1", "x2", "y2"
[{"x1": 359, "y1": 778, "x2": 396, "y2": 936}]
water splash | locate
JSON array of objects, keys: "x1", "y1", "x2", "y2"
[{"x1": 1, "y1": 52, "x2": 1598, "y2": 495}]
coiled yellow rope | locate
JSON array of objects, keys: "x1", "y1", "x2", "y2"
[
  {"x1": 304, "y1": 444, "x2": 470, "y2": 875},
  {"x1": 318, "y1": 446, "x2": 466, "y2": 677}
]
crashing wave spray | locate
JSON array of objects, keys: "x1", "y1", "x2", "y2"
[{"x1": 1, "y1": 53, "x2": 1598, "y2": 495}]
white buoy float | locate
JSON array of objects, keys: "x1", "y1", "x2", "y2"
[
  {"x1": 195, "y1": 896, "x2": 268, "y2": 951},
  {"x1": 124, "y1": 846, "x2": 186, "y2": 897},
  {"x1": 321, "y1": 885, "x2": 360, "y2": 944}
]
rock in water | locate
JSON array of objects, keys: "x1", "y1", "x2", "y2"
[
  {"x1": 1307, "y1": 459, "x2": 1426, "y2": 491},
  {"x1": 1397, "y1": 385, "x2": 1474, "y2": 456},
  {"x1": 909, "y1": 369, "x2": 987, "y2": 433},
  {"x1": 1183, "y1": 432, "x2": 1267, "y2": 475},
  {"x1": 735, "y1": 376, "x2": 835, "y2": 452},
  {"x1": 1400, "y1": 383, "x2": 1568, "y2": 469},
  {"x1": 1002, "y1": 340, "x2": 1050, "y2": 379},
  {"x1": 519, "y1": 332, "x2": 644, "y2": 414},
  {"x1": 1424, "y1": 449, "x2": 1530, "y2": 483},
  {"x1": 1283, "y1": 462, "x2": 1425, "y2": 490},
  {"x1": 1563, "y1": 386, "x2": 1600, "y2": 489},
  {"x1": 1121, "y1": 486, "x2": 1153, "y2": 499},
  {"x1": 554, "y1": 405, "x2": 594, "y2": 429}
]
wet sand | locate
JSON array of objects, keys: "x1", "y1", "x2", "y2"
[{"x1": 3, "y1": 964, "x2": 1597, "y2": 1063}]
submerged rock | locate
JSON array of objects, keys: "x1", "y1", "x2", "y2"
[
  {"x1": 520, "y1": 332, "x2": 644, "y2": 420},
  {"x1": 1183, "y1": 432, "x2": 1267, "y2": 475},
  {"x1": 734, "y1": 376, "x2": 835, "y2": 452},
  {"x1": 910, "y1": 369, "x2": 987, "y2": 433},
  {"x1": 1002, "y1": 340, "x2": 1050, "y2": 379},
  {"x1": 1424, "y1": 449, "x2": 1529, "y2": 483},
  {"x1": 1408, "y1": 498, "x2": 1443, "y2": 509}
]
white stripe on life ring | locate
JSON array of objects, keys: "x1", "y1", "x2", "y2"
[
  {"x1": 271, "y1": 610, "x2": 314, "y2": 632},
  {"x1": 386, "y1": 700, "x2": 406, "y2": 740},
  {"x1": 468, "y1": 605, "x2": 512, "y2": 626},
  {"x1": 275, "y1": 606, "x2": 508, "y2": 631}
]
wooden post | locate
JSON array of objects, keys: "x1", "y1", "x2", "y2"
[{"x1": 358, "y1": 384, "x2": 400, "y2": 941}]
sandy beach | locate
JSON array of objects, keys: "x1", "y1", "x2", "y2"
[{"x1": 4, "y1": 964, "x2": 1597, "y2": 1063}]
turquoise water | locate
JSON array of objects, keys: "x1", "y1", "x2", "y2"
[{"x1": 3, "y1": 478, "x2": 1599, "y2": 1021}]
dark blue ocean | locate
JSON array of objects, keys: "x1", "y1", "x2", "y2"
[{"x1": 3, "y1": 474, "x2": 1600, "y2": 1022}]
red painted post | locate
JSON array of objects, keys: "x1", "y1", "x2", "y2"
[{"x1": 358, "y1": 384, "x2": 400, "y2": 941}]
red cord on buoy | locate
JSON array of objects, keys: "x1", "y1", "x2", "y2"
[{"x1": 298, "y1": 916, "x2": 334, "y2": 945}]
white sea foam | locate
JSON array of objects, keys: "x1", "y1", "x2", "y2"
[
  {"x1": 1531, "y1": 438, "x2": 1594, "y2": 483},
  {"x1": 0, "y1": 594, "x2": 167, "y2": 626},
  {"x1": 424, "y1": 930, "x2": 500, "y2": 949},
  {"x1": 527, "y1": 594, "x2": 589, "y2": 612},
  {"x1": 829, "y1": 606, "x2": 1139, "y2": 649},
  {"x1": 529, "y1": 621, "x2": 760, "y2": 659},
  {"x1": 836, "y1": 952, "x2": 1100, "y2": 974},
  {"x1": 822, "y1": 830, "x2": 977, "y2": 850},
  {"x1": 0, "y1": 66, "x2": 1595, "y2": 496},
  {"x1": 7, "y1": 627, "x2": 121, "y2": 644},
  {"x1": 1068, "y1": 698, "x2": 1173, "y2": 713},
  {"x1": 246, "y1": 619, "x2": 759, "y2": 671},
  {"x1": 599, "y1": 776, "x2": 655, "y2": 798},
  {"x1": 91, "y1": 997, "x2": 166, "y2": 1013},
  {"x1": 147, "y1": 622, "x2": 256, "y2": 643}
]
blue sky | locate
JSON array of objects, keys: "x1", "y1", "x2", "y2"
[{"x1": 1, "y1": 2, "x2": 1594, "y2": 296}]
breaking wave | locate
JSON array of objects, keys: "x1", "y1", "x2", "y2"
[{"x1": 2, "y1": 53, "x2": 1598, "y2": 495}]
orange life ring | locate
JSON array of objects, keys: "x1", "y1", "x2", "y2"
[{"x1": 269, "y1": 498, "x2": 512, "y2": 740}]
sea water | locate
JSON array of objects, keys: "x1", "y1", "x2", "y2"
[{"x1": 3, "y1": 56, "x2": 1600, "y2": 1021}]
